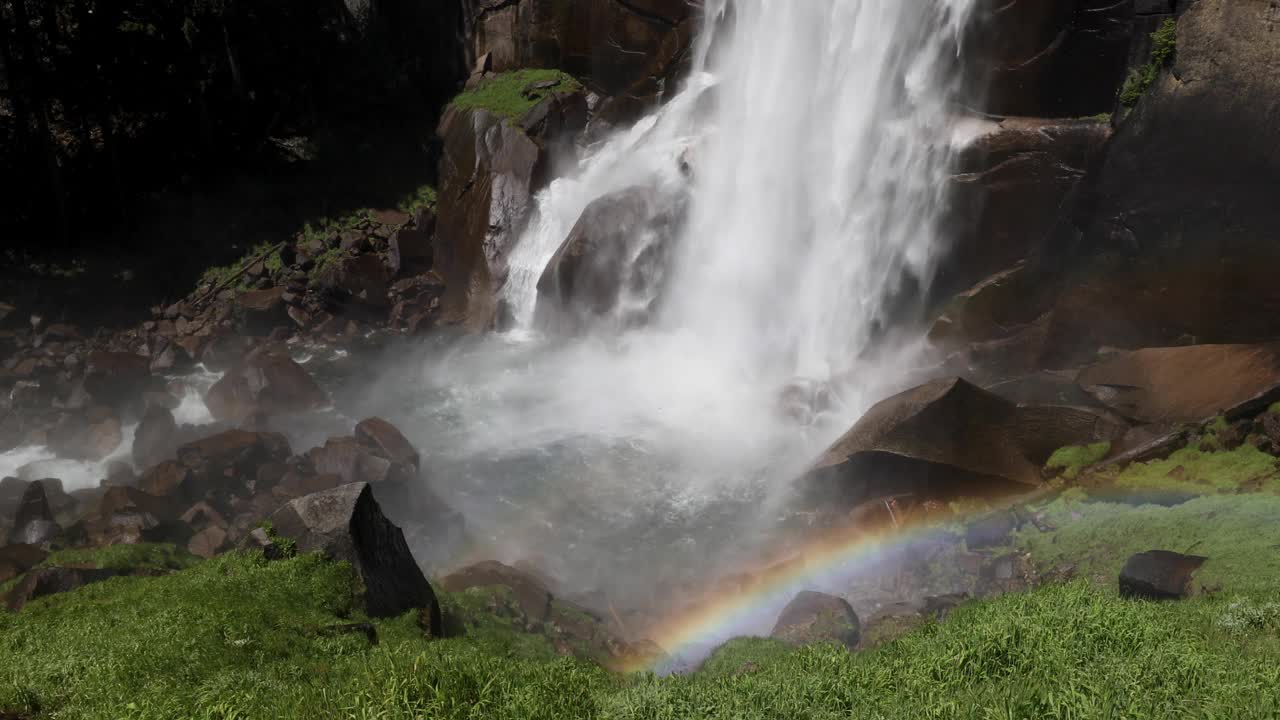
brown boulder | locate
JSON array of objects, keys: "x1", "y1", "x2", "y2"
[
  {"x1": 354, "y1": 417, "x2": 421, "y2": 472},
  {"x1": 1078, "y1": 344, "x2": 1280, "y2": 424},
  {"x1": 440, "y1": 560, "x2": 553, "y2": 625},
  {"x1": 6, "y1": 566, "x2": 127, "y2": 611},
  {"x1": 0, "y1": 543, "x2": 48, "y2": 584},
  {"x1": 71, "y1": 486, "x2": 181, "y2": 547},
  {"x1": 176, "y1": 429, "x2": 292, "y2": 501},
  {"x1": 203, "y1": 351, "x2": 328, "y2": 422},
  {"x1": 770, "y1": 591, "x2": 861, "y2": 649},
  {"x1": 306, "y1": 436, "x2": 411, "y2": 487},
  {"x1": 803, "y1": 378, "x2": 1126, "y2": 508}
]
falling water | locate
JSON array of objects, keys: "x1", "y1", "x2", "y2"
[{"x1": 367, "y1": 0, "x2": 978, "y2": 611}]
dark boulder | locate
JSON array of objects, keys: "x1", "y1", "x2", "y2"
[
  {"x1": 1119, "y1": 550, "x2": 1208, "y2": 600},
  {"x1": 770, "y1": 591, "x2": 861, "y2": 649},
  {"x1": 132, "y1": 404, "x2": 178, "y2": 469},
  {"x1": 269, "y1": 482, "x2": 440, "y2": 625},
  {"x1": 70, "y1": 486, "x2": 182, "y2": 547},
  {"x1": 203, "y1": 351, "x2": 328, "y2": 422},
  {"x1": 535, "y1": 186, "x2": 687, "y2": 333},
  {"x1": 5, "y1": 566, "x2": 134, "y2": 611},
  {"x1": 176, "y1": 429, "x2": 292, "y2": 502}
]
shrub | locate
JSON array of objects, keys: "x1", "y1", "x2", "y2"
[{"x1": 1119, "y1": 18, "x2": 1178, "y2": 108}]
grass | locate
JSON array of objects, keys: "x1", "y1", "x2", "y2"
[
  {"x1": 1046, "y1": 441, "x2": 1112, "y2": 480},
  {"x1": 2, "y1": 540, "x2": 1278, "y2": 718},
  {"x1": 1015, "y1": 492, "x2": 1280, "y2": 594},
  {"x1": 1119, "y1": 18, "x2": 1178, "y2": 108},
  {"x1": 449, "y1": 69, "x2": 582, "y2": 123},
  {"x1": 1089, "y1": 443, "x2": 1280, "y2": 496},
  {"x1": 198, "y1": 242, "x2": 285, "y2": 291}
]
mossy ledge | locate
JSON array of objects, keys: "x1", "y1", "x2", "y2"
[{"x1": 449, "y1": 69, "x2": 583, "y2": 123}]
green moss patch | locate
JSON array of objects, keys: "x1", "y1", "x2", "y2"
[
  {"x1": 1046, "y1": 441, "x2": 1112, "y2": 480},
  {"x1": 1090, "y1": 444, "x2": 1280, "y2": 496},
  {"x1": 1119, "y1": 18, "x2": 1178, "y2": 108},
  {"x1": 450, "y1": 69, "x2": 582, "y2": 123}
]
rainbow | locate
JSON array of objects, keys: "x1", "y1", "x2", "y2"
[{"x1": 620, "y1": 510, "x2": 978, "y2": 674}]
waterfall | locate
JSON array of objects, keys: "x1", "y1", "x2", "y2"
[
  {"x1": 377, "y1": 0, "x2": 979, "y2": 641},
  {"x1": 503, "y1": 0, "x2": 974, "y2": 387}
]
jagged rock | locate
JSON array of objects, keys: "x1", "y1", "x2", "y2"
[
  {"x1": 434, "y1": 106, "x2": 543, "y2": 330},
  {"x1": 6, "y1": 482, "x2": 60, "y2": 546},
  {"x1": 1078, "y1": 344, "x2": 1280, "y2": 424},
  {"x1": 440, "y1": 560, "x2": 553, "y2": 624},
  {"x1": 354, "y1": 417, "x2": 420, "y2": 472},
  {"x1": 203, "y1": 351, "x2": 328, "y2": 422},
  {"x1": 967, "y1": 0, "x2": 1136, "y2": 117},
  {"x1": 132, "y1": 404, "x2": 178, "y2": 469},
  {"x1": 269, "y1": 482, "x2": 440, "y2": 624},
  {"x1": 5, "y1": 566, "x2": 128, "y2": 611},
  {"x1": 1119, "y1": 550, "x2": 1208, "y2": 600},
  {"x1": 802, "y1": 378, "x2": 1125, "y2": 509},
  {"x1": 771, "y1": 591, "x2": 861, "y2": 649},
  {"x1": 536, "y1": 185, "x2": 687, "y2": 333}
]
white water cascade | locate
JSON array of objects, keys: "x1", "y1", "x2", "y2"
[{"x1": 362, "y1": 0, "x2": 977, "y2": 632}]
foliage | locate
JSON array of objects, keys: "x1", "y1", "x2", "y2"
[
  {"x1": 1119, "y1": 18, "x2": 1179, "y2": 107},
  {"x1": 1046, "y1": 441, "x2": 1112, "y2": 480},
  {"x1": 397, "y1": 184, "x2": 438, "y2": 215},
  {"x1": 198, "y1": 242, "x2": 285, "y2": 291},
  {"x1": 450, "y1": 69, "x2": 582, "y2": 123}
]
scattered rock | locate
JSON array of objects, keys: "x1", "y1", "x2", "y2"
[
  {"x1": 1119, "y1": 550, "x2": 1208, "y2": 600},
  {"x1": 770, "y1": 591, "x2": 861, "y2": 649},
  {"x1": 203, "y1": 351, "x2": 328, "y2": 422},
  {"x1": 132, "y1": 404, "x2": 178, "y2": 469},
  {"x1": 5, "y1": 566, "x2": 130, "y2": 611},
  {"x1": 269, "y1": 482, "x2": 440, "y2": 624}
]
